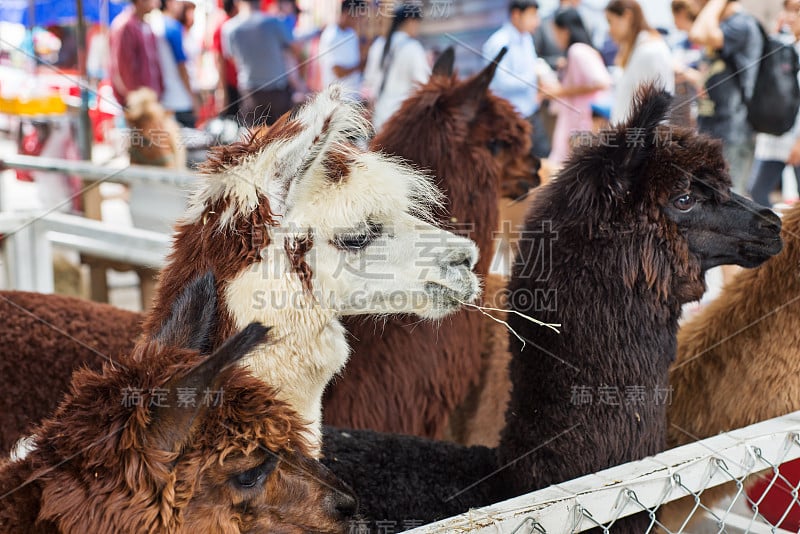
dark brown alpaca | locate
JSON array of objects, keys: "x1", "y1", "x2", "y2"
[
  {"x1": 0, "y1": 273, "x2": 356, "y2": 533},
  {"x1": 321, "y1": 84, "x2": 783, "y2": 529},
  {"x1": 325, "y1": 47, "x2": 536, "y2": 438},
  {"x1": 658, "y1": 204, "x2": 800, "y2": 531},
  {"x1": 499, "y1": 84, "x2": 782, "y2": 532}
]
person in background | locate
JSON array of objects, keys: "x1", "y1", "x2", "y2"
[
  {"x1": 689, "y1": 0, "x2": 762, "y2": 193},
  {"x1": 748, "y1": 0, "x2": 800, "y2": 206},
  {"x1": 535, "y1": 0, "x2": 595, "y2": 70},
  {"x1": 533, "y1": 0, "x2": 591, "y2": 148},
  {"x1": 543, "y1": 8, "x2": 611, "y2": 167},
  {"x1": 318, "y1": 0, "x2": 367, "y2": 100},
  {"x1": 212, "y1": 0, "x2": 239, "y2": 118},
  {"x1": 605, "y1": 0, "x2": 674, "y2": 124},
  {"x1": 670, "y1": 0, "x2": 702, "y2": 128},
  {"x1": 361, "y1": 4, "x2": 387, "y2": 106},
  {"x1": 370, "y1": 3, "x2": 430, "y2": 132},
  {"x1": 178, "y1": 1, "x2": 200, "y2": 91},
  {"x1": 673, "y1": 0, "x2": 699, "y2": 31},
  {"x1": 109, "y1": 0, "x2": 163, "y2": 107},
  {"x1": 278, "y1": 0, "x2": 313, "y2": 105},
  {"x1": 51, "y1": 26, "x2": 78, "y2": 69},
  {"x1": 222, "y1": 0, "x2": 303, "y2": 127},
  {"x1": 273, "y1": 0, "x2": 302, "y2": 35},
  {"x1": 483, "y1": 0, "x2": 551, "y2": 159},
  {"x1": 150, "y1": 0, "x2": 197, "y2": 127},
  {"x1": 779, "y1": 0, "x2": 800, "y2": 32}
]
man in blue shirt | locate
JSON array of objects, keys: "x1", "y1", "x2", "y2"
[{"x1": 483, "y1": 0, "x2": 550, "y2": 158}]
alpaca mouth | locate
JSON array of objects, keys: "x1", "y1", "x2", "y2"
[
  {"x1": 738, "y1": 237, "x2": 783, "y2": 266},
  {"x1": 699, "y1": 235, "x2": 783, "y2": 271},
  {"x1": 424, "y1": 279, "x2": 479, "y2": 311}
]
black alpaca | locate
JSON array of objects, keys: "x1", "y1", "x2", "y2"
[{"x1": 322, "y1": 84, "x2": 783, "y2": 531}]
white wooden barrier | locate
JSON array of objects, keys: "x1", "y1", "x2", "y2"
[
  {"x1": 0, "y1": 154, "x2": 197, "y2": 187},
  {"x1": 0, "y1": 211, "x2": 171, "y2": 292},
  {"x1": 0, "y1": 155, "x2": 189, "y2": 291}
]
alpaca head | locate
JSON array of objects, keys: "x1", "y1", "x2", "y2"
[
  {"x1": 191, "y1": 85, "x2": 480, "y2": 321},
  {"x1": 426, "y1": 47, "x2": 538, "y2": 196},
  {"x1": 21, "y1": 273, "x2": 356, "y2": 533},
  {"x1": 370, "y1": 47, "x2": 536, "y2": 274},
  {"x1": 558, "y1": 83, "x2": 782, "y2": 301}
]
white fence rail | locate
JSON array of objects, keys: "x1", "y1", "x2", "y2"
[
  {"x1": 0, "y1": 154, "x2": 197, "y2": 187},
  {"x1": 0, "y1": 211, "x2": 170, "y2": 292},
  {"x1": 409, "y1": 412, "x2": 800, "y2": 533},
  {"x1": 0, "y1": 155, "x2": 190, "y2": 292}
]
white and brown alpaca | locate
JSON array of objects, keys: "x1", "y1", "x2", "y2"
[{"x1": 141, "y1": 86, "x2": 481, "y2": 452}]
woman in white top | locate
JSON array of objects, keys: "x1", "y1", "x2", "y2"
[
  {"x1": 605, "y1": 0, "x2": 675, "y2": 124},
  {"x1": 367, "y1": 3, "x2": 430, "y2": 132}
]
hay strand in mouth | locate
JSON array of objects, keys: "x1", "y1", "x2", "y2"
[{"x1": 457, "y1": 300, "x2": 561, "y2": 352}]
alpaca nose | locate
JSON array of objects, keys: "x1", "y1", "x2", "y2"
[
  {"x1": 332, "y1": 490, "x2": 358, "y2": 519},
  {"x1": 441, "y1": 244, "x2": 478, "y2": 270},
  {"x1": 756, "y1": 207, "x2": 781, "y2": 233}
]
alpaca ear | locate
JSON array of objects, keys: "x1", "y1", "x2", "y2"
[
  {"x1": 151, "y1": 271, "x2": 217, "y2": 354},
  {"x1": 267, "y1": 86, "x2": 371, "y2": 214},
  {"x1": 148, "y1": 323, "x2": 271, "y2": 453},
  {"x1": 612, "y1": 82, "x2": 672, "y2": 178},
  {"x1": 566, "y1": 84, "x2": 672, "y2": 214},
  {"x1": 455, "y1": 47, "x2": 507, "y2": 123},
  {"x1": 432, "y1": 47, "x2": 455, "y2": 77}
]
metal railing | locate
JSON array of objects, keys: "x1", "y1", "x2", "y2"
[{"x1": 408, "y1": 412, "x2": 800, "y2": 533}]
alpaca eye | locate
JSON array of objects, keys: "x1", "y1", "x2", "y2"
[
  {"x1": 673, "y1": 194, "x2": 696, "y2": 211},
  {"x1": 333, "y1": 222, "x2": 383, "y2": 251},
  {"x1": 232, "y1": 458, "x2": 277, "y2": 490},
  {"x1": 337, "y1": 234, "x2": 372, "y2": 250},
  {"x1": 487, "y1": 139, "x2": 508, "y2": 156},
  {"x1": 234, "y1": 469, "x2": 264, "y2": 489}
]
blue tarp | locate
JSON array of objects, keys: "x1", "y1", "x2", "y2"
[{"x1": 0, "y1": 0, "x2": 126, "y2": 27}]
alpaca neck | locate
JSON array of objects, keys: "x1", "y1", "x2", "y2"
[
  {"x1": 501, "y1": 233, "x2": 682, "y2": 491},
  {"x1": 224, "y1": 267, "x2": 348, "y2": 455}
]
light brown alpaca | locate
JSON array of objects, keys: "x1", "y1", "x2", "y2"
[
  {"x1": 449, "y1": 189, "x2": 542, "y2": 448},
  {"x1": 658, "y1": 204, "x2": 800, "y2": 530},
  {"x1": 446, "y1": 272, "x2": 513, "y2": 446},
  {"x1": 0, "y1": 273, "x2": 356, "y2": 533},
  {"x1": 124, "y1": 88, "x2": 184, "y2": 168}
]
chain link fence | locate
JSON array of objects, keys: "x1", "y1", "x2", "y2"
[{"x1": 409, "y1": 412, "x2": 800, "y2": 533}]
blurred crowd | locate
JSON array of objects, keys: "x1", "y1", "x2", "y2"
[{"x1": 108, "y1": 0, "x2": 800, "y2": 206}]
